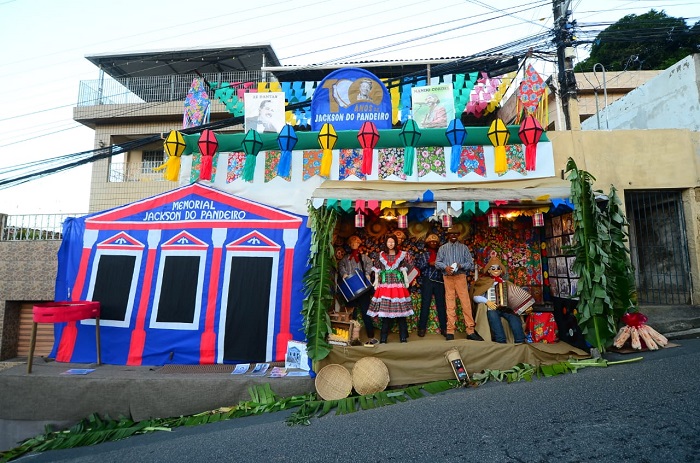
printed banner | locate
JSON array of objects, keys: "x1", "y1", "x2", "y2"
[
  {"x1": 311, "y1": 68, "x2": 392, "y2": 131},
  {"x1": 245, "y1": 92, "x2": 286, "y2": 134},
  {"x1": 411, "y1": 84, "x2": 455, "y2": 129}
]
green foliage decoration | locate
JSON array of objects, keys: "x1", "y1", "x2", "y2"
[
  {"x1": 301, "y1": 203, "x2": 338, "y2": 363},
  {"x1": 565, "y1": 158, "x2": 616, "y2": 353}
]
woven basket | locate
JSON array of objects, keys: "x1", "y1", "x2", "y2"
[
  {"x1": 351, "y1": 357, "x2": 390, "y2": 396},
  {"x1": 315, "y1": 364, "x2": 352, "y2": 400}
]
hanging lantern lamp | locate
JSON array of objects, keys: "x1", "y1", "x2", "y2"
[
  {"x1": 241, "y1": 129, "x2": 263, "y2": 182},
  {"x1": 318, "y1": 123, "x2": 337, "y2": 177},
  {"x1": 277, "y1": 124, "x2": 298, "y2": 177},
  {"x1": 532, "y1": 211, "x2": 545, "y2": 227},
  {"x1": 487, "y1": 118, "x2": 510, "y2": 174},
  {"x1": 400, "y1": 119, "x2": 421, "y2": 176},
  {"x1": 355, "y1": 213, "x2": 365, "y2": 228},
  {"x1": 487, "y1": 210, "x2": 500, "y2": 228},
  {"x1": 445, "y1": 119, "x2": 467, "y2": 173},
  {"x1": 197, "y1": 129, "x2": 218, "y2": 181},
  {"x1": 357, "y1": 121, "x2": 379, "y2": 176},
  {"x1": 441, "y1": 214, "x2": 453, "y2": 228},
  {"x1": 156, "y1": 130, "x2": 186, "y2": 181},
  {"x1": 518, "y1": 115, "x2": 544, "y2": 171}
]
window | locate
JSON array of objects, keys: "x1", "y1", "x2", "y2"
[{"x1": 142, "y1": 149, "x2": 165, "y2": 173}]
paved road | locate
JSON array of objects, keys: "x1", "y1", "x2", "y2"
[{"x1": 19, "y1": 338, "x2": 700, "y2": 462}]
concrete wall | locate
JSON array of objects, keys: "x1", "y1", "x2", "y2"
[
  {"x1": 0, "y1": 241, "x2": 60, "y2": 360},
  {"x1": 582, "y1": 54, "x2": 700, "y2": 131}
]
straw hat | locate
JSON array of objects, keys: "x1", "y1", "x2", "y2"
[
  {"x1": 336, "y1": 219, "x2": 355, "y2": 238},
  {"x1": 408, "y1": 221, "x2": 430, "y2": 240},
  {"x1": 315, "y1": 364, "x2": 353, "y2": 400},
  {"x1": 447, "y1": 222, "x2": 470, "y2": 240},
  {"x1": 351, "y1": 357, "x2": 390, "y2": 395},
  {"x1": 365, "y1": 219, "x2": 388, "y2": 238},
  {"x1": 425, "y1": 233, "x2": 440, "y2": 244}
]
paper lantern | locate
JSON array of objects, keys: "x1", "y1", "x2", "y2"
[
  {"x1": 355, "y1": 213, "x2": 365, "y2": 228},
  {"x1": 197, "y1": 129, "x2": 218, "y2": 181},
  {"x1": 532, "y1": 211, "x2": 545, "y2": 227},
  {"x1": 441, "y1": 214, "x2": 452, "y2": 228},
  {"x1": 318, "y1": 123, "x2": 337, "y2": 177},
  {"x1": 156, "y1": 130, "x2": 186, "y2": 181},
  {"x1": 487, "y1": 118, "x2": 510, "y2": 174},
  {"x1": 397, "y1": 215, "x2": 408, "y2": 229},
  {"x1": 487, "y1": 211, "x2": 500, "y2": 228},
  {"x1": 445, "y1": 119, "x2": 467, "y2": 173},
  {"x1": 357, "y1": 121, "x2": 379, "y2": 175},
  {"x1": 400, "y1": 119, "x2": 421, "y2": 176},
  {"x1": 518, "y1": 116, "x2": 544, "y2": 171},
  {"x1": 277, "y1": 124, "x2": 297, "y2": 177},
  {"x1": 241, "y1": 129, "x2": 263, "y2": 182}
]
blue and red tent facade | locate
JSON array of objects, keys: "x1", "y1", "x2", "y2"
[{"x1": 52, "y1": 183, "x2": 310, "y2": 366}]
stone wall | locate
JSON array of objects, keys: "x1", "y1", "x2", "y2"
[{"x1": 0, "y1": 241, "x2": 60, "y2": 360}]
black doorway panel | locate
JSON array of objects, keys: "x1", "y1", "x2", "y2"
[{"x1": 224, "y1": 256, "x2": 273, "y2": 362}]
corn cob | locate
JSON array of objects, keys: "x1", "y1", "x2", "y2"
[
  {"x1": 637, "y1": 325, "x2": 658, "y2": 350},
  {"x1": 613, "y1": 325, "x2": 631, "y2": 348},
  {"x1": 630, "y1": 327, "x2": 642, "y2": 350},
  {"x1": 641, "y1": 324, "x2": 668, "y2": 347}
]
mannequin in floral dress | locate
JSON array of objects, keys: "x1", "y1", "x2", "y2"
[{"x1": 367, "y1": 234, "x2": 415, "y2": 343}]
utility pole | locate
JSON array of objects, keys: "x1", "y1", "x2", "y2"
[{"x1": 553, "y1": 0, "x2": 581, "y2": 130}]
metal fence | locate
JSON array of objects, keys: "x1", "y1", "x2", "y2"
[
  {"x1": 626, "y1": 189, "x2": 693, "y2": 305},
  {"x1": 78, "y1": 71, "x2": 266, "y2": 106},
  {"x1": 0, "y1": 214, "x2": 85, "y2": 241},
  {"x1": 108, "y1": 161, "x2": 169, "y2": 183}
]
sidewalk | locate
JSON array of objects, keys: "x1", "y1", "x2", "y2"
[{"x1": 640, "y1": 305, "x2": 700, "y2": 339}]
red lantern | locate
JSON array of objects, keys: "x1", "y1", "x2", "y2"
[
  {"x1": 198, "y1": 129, "x2": 218, "y2": 181},
  {"x1": 532, "y1": 211, "x2": 545, "y2": 227},
  {"x1": 397, "y1": 215, "x2": 408, "y2": 229},
  {"x1": 518, "y1": 116, "x2": 544, "y2": 171},
  {"x1": 358, "y1": 121, "x2": 379, "y2": 175},
  {"x1": 441, "y1": 214, "x2": 452, "y2": 228},
  {"x1": 488, "y1": 211, "x2": 500, "y2": 228},
  {"x1": 355, "y1": 213, "x2": 365, "y2": 228}
]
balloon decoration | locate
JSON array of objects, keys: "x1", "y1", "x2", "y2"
[
  {"x1": 155, "y1": 130, "x2": 186, "y2": 181},
  {"x1": 277, "y1": 124, "x2": 298, "y2": 177},
  {"x1": 518, "y1": 115, "x2": 544, "y2": 171},
  {"x1": 197, "y1": 129, "x2": 218, "y2": 181},
  {"x1": 445, "y1": 119, "x2": 467, "y2": 173},
  {"x1": 400, "y1": 119, "x2": 421, "y2": 176},
  {"x1": 357, "y1": 121, "x2": 379, "y2": 175},
  {"x1": 318, "y1": 123, "x2": 337, "y2": 178},
  {"x1": 241, "y1": 129, "x2": 263, "y2": 182},
  {"x1": 487, "y1": 118, "x2": 510, "y2": 174}
]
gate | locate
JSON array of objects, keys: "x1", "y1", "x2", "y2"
[{"x1": 625, "y1": 190, "x2": 692, "y2": 305}]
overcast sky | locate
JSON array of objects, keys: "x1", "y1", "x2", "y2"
[{"x1": 1, "y1": 0, "x2": 698, "y2": 214}]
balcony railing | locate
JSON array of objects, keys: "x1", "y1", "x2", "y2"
[
  {"x1": 0, "y1": 214, "x2": 85, "y2": 241},
  {"x1": 78, "y1": 71, "x2": 269, "y2": 106},
  {"x1": 108, "y1": 161, "x2": 171, "y2": 183}
]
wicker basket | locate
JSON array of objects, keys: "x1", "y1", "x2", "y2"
[
  {"x1": 351, "y1": 357, "x2": 390, "y2": 396},
  {"x1": 315, "y1": 364, "x2": 353, "y2": 400}
]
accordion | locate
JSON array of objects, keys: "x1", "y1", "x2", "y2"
[{"x1": 487, "y1": 282, "x2": 535, "y2": 316}]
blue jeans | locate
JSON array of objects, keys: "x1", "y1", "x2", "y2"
[{"x1": 487, "y1": 309, "x2": 525, "y2": 343}]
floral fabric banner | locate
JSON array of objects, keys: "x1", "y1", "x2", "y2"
[
  {"x1": 226, "y1": 152, "x2": 246, "y2": 183},
  {"x1": 190, "y1": 152, "x2": 220, "y2": 183},
  {"x1": 264, "y1": 150, "x2": 291, "y2": 182},
  {"x1": 303, "y1": 149, "x2": 323, "y2": 180},
  {"x1": 417, "y1": 146, "x2": 445, "y2": 178},
  {"x1": 458, "y1": 146, "x2": 486, "y2": 177},
  {"x1": 339, "y1": 148, "x2": 365, "y2": 180},
  {"x1": 498, "y1": 144, "x2": 526, "y2": 177},
  {"x1": 378, "y1": 148, "x2": 406, "y2": 180}
]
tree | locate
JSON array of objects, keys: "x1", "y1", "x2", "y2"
[{"x1": 575, "y1": 10, "x2": 700, "y2": 72}]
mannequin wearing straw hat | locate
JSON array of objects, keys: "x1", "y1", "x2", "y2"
[
  {"x1": 338, "y1": 235, "x2": 377, "y2": 346},
  {"x1": 415, "y1": 234, "x2": 447, "y2": 337},
  {"x1": 435, "y1": 227, "x2": 483, "y2": 342}
]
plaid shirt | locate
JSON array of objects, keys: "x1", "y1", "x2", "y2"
[{"x1": 416, "y1": 251, "x2": 442, "y2": 282}]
